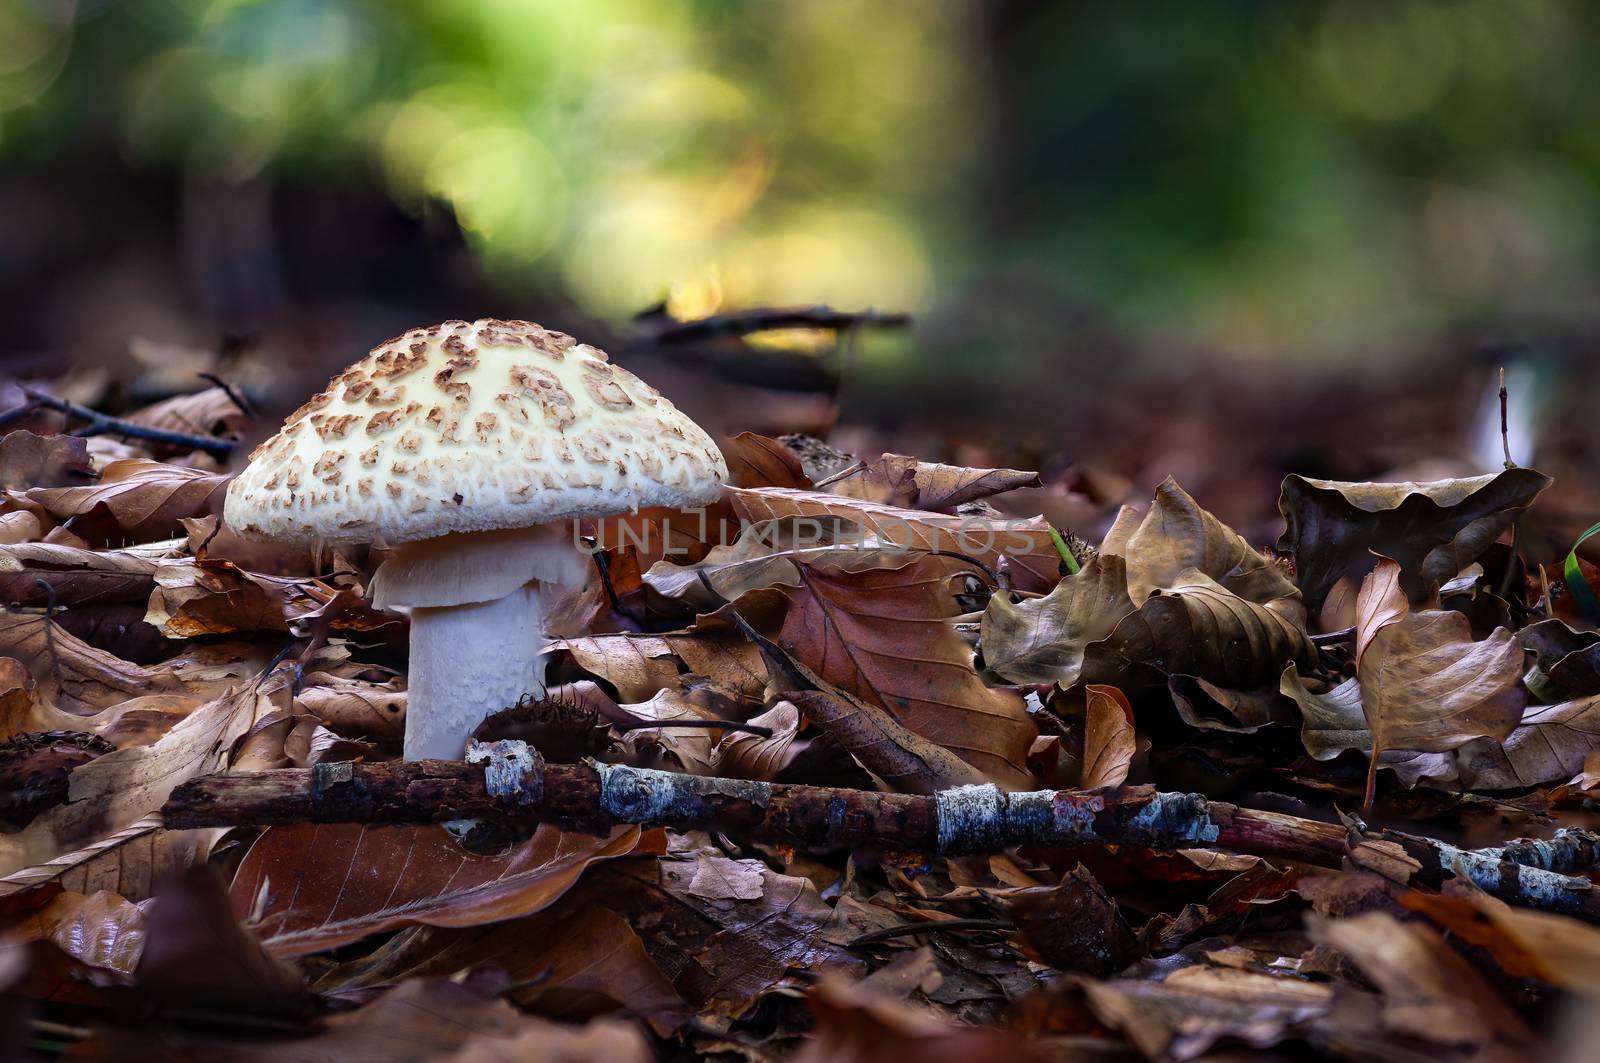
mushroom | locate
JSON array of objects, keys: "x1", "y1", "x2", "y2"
[{"x1": 224, "y1": 319, "x2": 728, "y2": 759}]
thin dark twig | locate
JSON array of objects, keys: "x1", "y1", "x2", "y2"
[
  {"x1": 812, "y1": 460, "x2": 866, "y2": 490},
  {"x1": 591, "y1": 549, "x2": 650, "y2": 629},
  {"x1": 648, "y1": 306, "x2": 911, "y2": 346},
  {"x1": 198, "y1": 373, "x2": 258, "y2": 419},
  {"x1": 16, "y1": 386, "x2": 235, "y2": 457},
  {"x1": 0, "y1": 400, "x2": 42, "y2": 432},
  {"x1": 928, "y1": 549, "x2": 999, "y2": 588},
  {"x1": 1310, "y1": 627, "x2": 1356, "y2": 646},
  {"x1": 1499, "y1": 366, "x2": 1514, "y2": 470},
  {"x1": 847, "y1": 918, "x2": 1014, "y2": 948}
]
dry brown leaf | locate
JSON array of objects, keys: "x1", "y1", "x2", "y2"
[
  {"x1": 590, "y1": 857, "x2": 863, "y2": 1030},
  {"x1": 1, "y1": 889, "x2": 146, "y2": 975},
  {"x1": 145, "y1": 556, "x2": 403, "y2": 639},
  {"x1": 1360, "y1": 610, "x2": 1525, "y2": 756},
  {"x1": 782, "y1": 558, "x2": 1036, "y2": 787},
  {"x1": 0, "y1": 541, "x2": 160, "y2": 607},
  {"x1": 1080, "y1": 684, "x2": 1135, "y2": 789},
  {"x1": 0, "y1": 815, "x2": 200, "y2": 901},
  {"x1": 551, "y1": 628, "x2": 768, "y2": 702},
  {"x1": 1124, "y1": 477, "x2": 1304, "y2": 623},
  {"x1": 1354, "y1": 554, "x2": 1407, "y2": 664},
  {"x1": 1401, "y1": 889, "x2": 1600, "y2": 995},
  {"x1": 728, "y1": 486, "x2": 1064, "y2": 592},
  {"x1": 642, "y1": 514, "x2": 920, "y2": 611},
  {"x1": 711, "y1": 699, "x2": 802, "y2": 780},
  {"x1": 0, "y1": 431, "x2": 91, "y2": 491},
  {"x1": 1004, "y1": 864, "x2": 1136, "y2": 976},
  {"x1": 26, "y1": 458, "x2": 228, "y2": 546},
  {"x1": 830, "y1": 454, "x2": 1041, "y2": 512},
  {"x1": 0, "y1": 511, "x2": 43, "y2": 544},
  {"x1": 1098, "y1": 569, "x2": 1316, "y2": 691},
  {"x1": 295, "y1": 675, "x2": 407, "y2": 738},
  {"x1": 124, "y1": 386, "x2": 248, "y2": 438},
  {"x1": 1307, "y1": 911, "x2": 1539, "y2": 1058},
  {"x1": 85, "y1": 976, "x2": 654, "y2": 1062},
  {"x1": 1278, "y1": 469, "x2": 1551, "y2": 615},
  {"x1": 1454, "y1": 695, "x2": 1600, "y2": 791},
  {"x1": 979, "y1": 554, "x2": 1134, "y2": 687},
  {"x1": 0, "y1": 611, "x2": 182, "y2": 715},
  {"x1": 1079, "y1": 964, "x2": 1335, "y2": 1061},
  {"x1": 229, "y1": 822, "x2": 642, "y2": 957},
  {"x1": 0, "y1": 680, "x2": 287, "y2": 875},
  {"x1": 313, "y1": 902, "x2": 690, "y2": 1035},
  {"x1": 721, "y1": 431, "x2": 813, "y2": 488},
  {"x1": 787, "y1": 688, "x2": 989, "y2": 793}
]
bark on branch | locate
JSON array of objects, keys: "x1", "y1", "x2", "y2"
[{"x1": 161, "y1": 749, "x2": 1600, "y2": 920}]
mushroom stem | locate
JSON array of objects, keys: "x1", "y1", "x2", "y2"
[{"x1": 404, "y1": 582, "x2": 551, "y2": 761}]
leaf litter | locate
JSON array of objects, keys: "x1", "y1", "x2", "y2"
[{"x1": 1, "y1": 357, "x2": 1599, "y2": 1062}]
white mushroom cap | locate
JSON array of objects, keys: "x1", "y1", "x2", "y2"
[{"x1": 224, "y1": 319, "x2": 728, "y2": 544}]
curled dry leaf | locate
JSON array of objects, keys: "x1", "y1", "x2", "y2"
[
  {"x1": 728, "y1": 486, "x2": 1064, "y2": 592},
  {"x1": 551, "y1": 627, "x2": 768, "y2": 703},
  {"x1": 1277, "y1": 469, "x2": 1551, "y2": 614},
  {"x1": 123, "y1": 386, "x2": 248, "y2": 438},
  {"x1": 781, "y1": 559, "x2": 1036, "y2": 788},
  {"x1": 1004, "y1": 863, "x2": 1137, "y2": 976},
  {"x1": 315, "y1": 903, "x2": 689, "y2": 1035},
  {"x1": 1124, "y1": 477, "x2": 1304, "y2": 623},
  {"x1": 828, "y1": 453, "x2": 1041, "y2": 512},
  {"x1": 588, "y1": 857, "x2": 863, "y2": 1028},
  {"x1": 643, "y1": 515, "x2": 920, "y2": 612},
  {"x1": 1353, "y1": 553, "x2": 1407, "y2": 663},
  {"x1": 0, "y1": 431, "x2": 91, "y2": 491},
  {"x1": 26, "y1": 458, "x2": 229, "y2": 546},
  {"x1": 0, "y1": 541, "x2": 160, "y2": 607},
  {"x1": 711, "y1": 699, "x2": 802, "y2": 780},
  {"x1": 1518, "y1": 618, "x2": 1600, "y2": 699},
  {"x1": 1, "y1": 889, "x2": 146, "y2": 976},
  {"x1": 1400, "y1": 888, "x2": 1600, "y2": 995},
  {"x1": 979, "y1": 553, "x2": 1133, "y2": 687},
  {"x1": 145, "y1": 557, "x2": 404, "y2": 640},
  {"x1": 1098, "y1": 570, "x2": 1316, "y2": 691},
  {"x1": 229, "y1": 822, "x2": 642, "y2": 957},
  {"x1": 87, "y1": 977, "x2": 655, "y2": 1062},
  {"x1": 1078, "y1": 963, "x2": 1336, "y2": 1061},
  {"x1": 1080, "y1": 684, "x2": 1135, "y2": 789},
  {"x1": 721, "y1": 430, "x2": 813, "y2": 488}
]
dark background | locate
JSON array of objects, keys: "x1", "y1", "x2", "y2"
[{"x1": 3, "y1": 0, "x2": 1597, "y2": 540}]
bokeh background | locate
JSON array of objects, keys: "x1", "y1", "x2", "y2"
[{"x1": 2, "y1": 0, "x2": 1597, "y2": 539}]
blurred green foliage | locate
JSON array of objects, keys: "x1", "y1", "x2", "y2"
[{"x1": 4, "y1": 0, "x2": 1599, "y2": 354}]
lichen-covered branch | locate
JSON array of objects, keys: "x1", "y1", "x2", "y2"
[{"x1": 161, "y1": 748, "x2": 1600, "y2": 920}]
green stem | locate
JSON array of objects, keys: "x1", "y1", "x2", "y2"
[{"x1": 1047, "y1": 525, "x2": 1081, "y2": 576}]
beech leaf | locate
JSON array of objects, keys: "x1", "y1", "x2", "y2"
[{"x1": 1277, "y1": 469, "x2": 1551, "y2": 614}]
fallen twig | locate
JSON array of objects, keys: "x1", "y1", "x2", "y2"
[
  {"x1": 7, "y1": 386, "x2": 236, "y2": 457},
  {"x1": 645, "y1": 306, "x2": 911, "y2": 346},
  {"x1": 163, "y1": 756, "x2": 1600, "y2": 920}
]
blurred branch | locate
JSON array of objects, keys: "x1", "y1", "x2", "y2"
[
  {"x1": 642, "y1": 305, "x2": 911, "y2": 346},
  {"x1": 5, "y1": 386, "x2": 236, "y2": 457}
]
